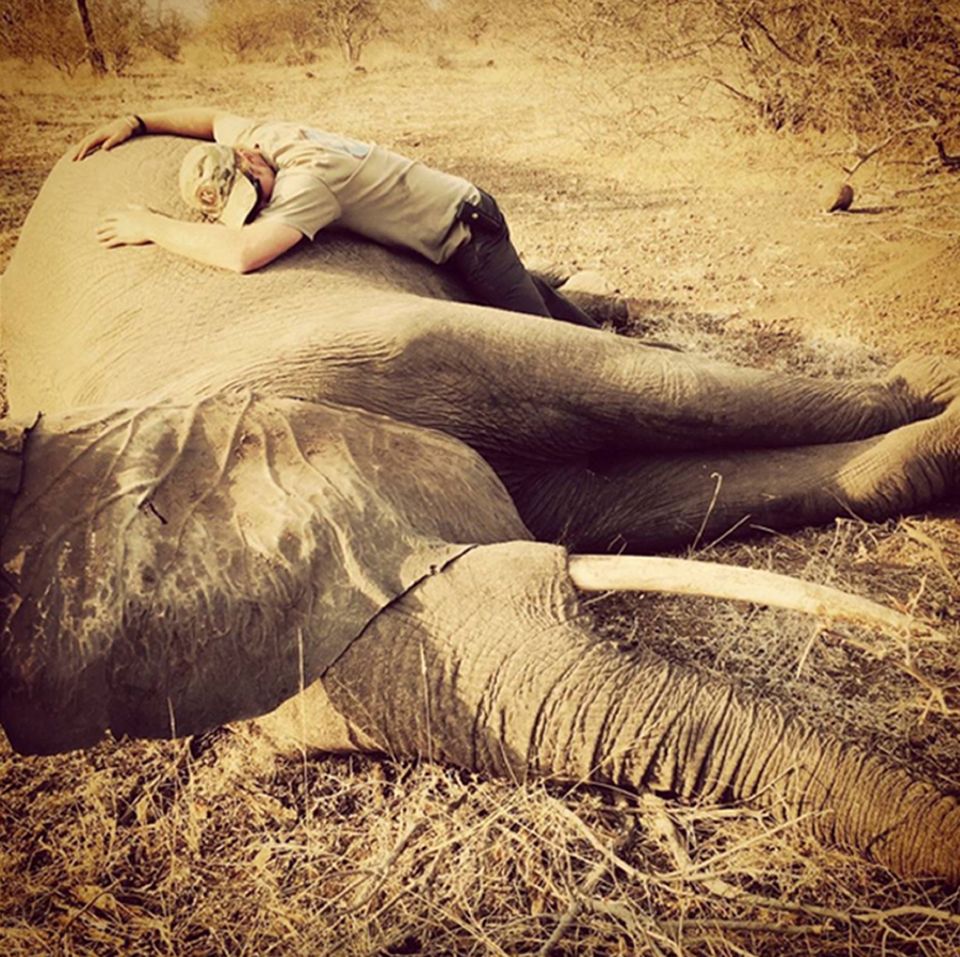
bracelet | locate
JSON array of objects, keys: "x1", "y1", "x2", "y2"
[{"x1": 129, "y1": 114, "x2": 147, "y2": 136}]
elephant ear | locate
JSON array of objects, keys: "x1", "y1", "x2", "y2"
[{"x1": 0, "y1": 393, "x2": 528, "y2": 754}]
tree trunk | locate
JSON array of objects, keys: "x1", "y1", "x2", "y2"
[{"x1": 74, "y1": 0, "x2": 106, "y2": 77}]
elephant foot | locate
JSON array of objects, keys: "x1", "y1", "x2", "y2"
[
  {"x1": 839, "y1": 394, "x2": 960, "y2": 519},
  {"x1": 911, "y1": 394, "x2": 960, "y2": 485},
  {"x1": 884, "y1": 355, "x2": 960, "y2": 421}
]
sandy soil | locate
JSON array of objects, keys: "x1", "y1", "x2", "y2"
[{"x1": 1, "y1": 39, "x2": 960, "y2": 956}]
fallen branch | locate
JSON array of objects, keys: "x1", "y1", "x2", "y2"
[
  {"x1": 843, "y1": 121, "x2": 939, "y2": 177},
  {"x1": 934, "y1": 138, "x2": 960, "y2": 171}
]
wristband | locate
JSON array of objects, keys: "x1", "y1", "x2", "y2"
[{"x1": 129, "y1": 114, "x2": 147, "y2": 136}]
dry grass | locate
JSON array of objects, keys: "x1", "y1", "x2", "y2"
[
  {"x1": 4, "y1": 722, "x2": 960, "y2": 955},
  {"x1": 2, "y1": 30, "x2": 960, "y2": 956}
]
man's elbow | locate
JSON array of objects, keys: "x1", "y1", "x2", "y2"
[
  {"x1": 225, "y1": 225, "x2": 300, "y2": 274},
  {"x1": 229, "y1": 246, "x2": 273, "y2": 274},
  {"x1": 232, "y1": 255, "x2": 261, "y2": 275}
]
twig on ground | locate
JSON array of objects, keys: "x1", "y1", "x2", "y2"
[
  {"x1": 708, "y1": 75, "x2": 761, "y2": 108},
  {"x1": 540, "y1": 811, "x2": 678, "y2": 957},
  {"x1": 346, "y1": 817, "x2": 429, "y2": 911},
  {"x1": 661, "y1": 917, "x2": 832, "y2": 934},
  {"x1": 692, "y1": 471, "x2": 723, "y2": 551},
  {"x1": 542, "y1": 798, "x2": 637, "y2": 881},
  {"x1": 537, "y1": 856, "x2": 611, "y2": 956},
  {"x1": 795, "y1": 621, "x2": 825, "y2": 677},
  {"x1": 580, "y1": 896, "x2": 678, "y2": 955}
]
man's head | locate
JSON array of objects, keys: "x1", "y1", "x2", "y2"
[{"x1": 178, "y1": 144, "x2": 275, "y2": 227}]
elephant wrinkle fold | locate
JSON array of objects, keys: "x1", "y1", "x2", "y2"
[{"x1": 3, "y1": 137, "x2": 960, "y2": 883}]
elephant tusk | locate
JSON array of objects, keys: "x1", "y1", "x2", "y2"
[{"x1": 567, "y1": 554, "x2": 942, "y2": 640}]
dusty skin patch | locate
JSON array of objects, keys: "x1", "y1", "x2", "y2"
[{"x1": 1, "y1": 39, "x2": 959, "y2": 957}]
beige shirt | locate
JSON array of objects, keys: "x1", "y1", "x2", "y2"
[{"x1": 214, "y1": 113, "x2": 478, "y2": 264}]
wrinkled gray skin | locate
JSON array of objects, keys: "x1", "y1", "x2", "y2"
[{"x1": 2, "y1": 138, "x2": 959, "y2": 883}]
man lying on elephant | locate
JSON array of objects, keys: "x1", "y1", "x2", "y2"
[{"x1": 73, "y1": 107, "x2": 599, "y2": 329}]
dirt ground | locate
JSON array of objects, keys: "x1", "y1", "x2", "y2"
[{"x1": 1, "y1": 36, "x2": 960, "y2": 956}]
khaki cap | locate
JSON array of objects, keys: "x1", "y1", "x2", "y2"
[{"x1": 178, "y1": 143, "x2": 258, "y2": 228}]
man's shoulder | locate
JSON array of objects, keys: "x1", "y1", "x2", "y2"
[
  {"x1": 213, "y1": 113, "x2": 316, "y2": 147},
  {"x1": 211, "y1": 112, "x2": 256, "y2": 145}
]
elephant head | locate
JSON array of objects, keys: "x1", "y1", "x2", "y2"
[
  {"x1": 0, "y1": 393, "x2": 519, "y2": 751},
  {"x1": 1, "y1": 139, "x2": 959, "y2": 884}
]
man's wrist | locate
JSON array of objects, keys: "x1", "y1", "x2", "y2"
[
  {"x1": 128, "y1": 114, "x2": 147, "y2": 136},
  {"x1": 143, "y1": 209, "x2": 162, "y2": 240}
]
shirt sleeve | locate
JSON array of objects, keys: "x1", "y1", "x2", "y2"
[{"x1": 258, "y1": 169, "x2": 342, "y2": 240}]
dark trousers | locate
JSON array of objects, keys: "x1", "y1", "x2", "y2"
[{"x1": 445, "y1": 191, "x2": 600, "y2": 330}]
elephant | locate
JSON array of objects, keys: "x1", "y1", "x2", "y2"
[{"x1": 1, "y1": 136, "x2": 959, "y2": 886}]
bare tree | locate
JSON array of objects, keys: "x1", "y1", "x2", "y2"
[{"x1": 75, "y1": 0, "x2": 106, "y2": 75}]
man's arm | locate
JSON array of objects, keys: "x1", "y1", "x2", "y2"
[
  {"x1": 96, "y1": 206, "x2": 303, "y2": 273},
  {"x1": 72, "y1": 107, "x2": 233, "y2": 161}
]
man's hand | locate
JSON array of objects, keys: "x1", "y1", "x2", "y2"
[
  {"x1": 72, "y1": 108, "x2": 222, "y2": 162},
  {"x1": 96, "y1": 205, "x2": 158, "y2": 247},
  {"x1": 73, "y1": 116, "x2": 142, "y2": 161}
]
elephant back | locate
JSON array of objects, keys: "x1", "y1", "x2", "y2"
[{"x1": 1, "y1": 137, "x2": 467, "y2": 418}]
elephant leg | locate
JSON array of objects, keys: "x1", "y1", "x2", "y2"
[
  {"x1": 311, "y1": 309, "x2": 960, "y2": 462},
  {"x1": 507, "y1": 399, "x2": 960, "y2": 551},
  {"x1": 313, "y1": 542, "x2": 960, "y2": 884}
]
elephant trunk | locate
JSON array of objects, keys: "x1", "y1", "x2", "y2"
[
  {"x1": 606, "y1": 665, "x2": 960, "y2": 883},
  {"x1": 730, "y1": 709, "x2": 960, "y2": 883},
  {"x1": 324, "y1": 542, "x2": 960, "y2": 884}
]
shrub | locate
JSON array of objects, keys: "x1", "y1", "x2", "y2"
[
  {"x1": 91, "y1": 0, "x2": 145, "y2": 75},
  {"x1": 323, "y1": 0, "x2": 384, "y2": 68},
  {"x1": 708, "y1": 0, "x2": 960, "y2": 141},
  {"x1": 143, "y1": 6, "x2": 189, "y2": 63},
  {"x1": 275, "y1": 0, "x2": 326, "y2": 65},
  {"x1": 206, "y1": 0, "x2": 275, "y2": 63},
  {"x1": 207, "y1": 0, "x2": 385, "y2": 69},
  {"x1": 541, "y1": 0, "x2": 647, "y2": 63},
  {"x1": 0, "y1": 0, "x2": 87, "y2": 75},
  {"x1": 530, "y1": 0, "x2": 960, "y2": 159}
]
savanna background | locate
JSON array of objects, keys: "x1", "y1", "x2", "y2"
[{"x1": 2, "y1": 0, "x2": 960, "y2": 953}]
